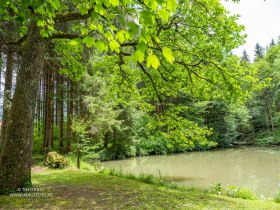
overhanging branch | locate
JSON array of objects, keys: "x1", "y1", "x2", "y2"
[
  {"x1": 138, "y1": 62, "x2": 163, "y2": 106},
  {"x1": 55, "y1": 9, "x2": 94, "y2": 23},
  {"x1": 50, "y1": 33, "x2": 83, "y2": 39},
  {"x1": 55, "y1": 8, "x2": 108, "y2": 23}
]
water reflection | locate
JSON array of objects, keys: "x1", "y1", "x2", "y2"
[{"x1": 102, "y1": 147, "x2": 280, "y2": 197}]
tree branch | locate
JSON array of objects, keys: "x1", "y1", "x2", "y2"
[
  {"x1": 138, "y1": 62, "x2": 163, "y2": 106},
  {"x1": 176, "y1": 60, "x2": 216, "y2": 85},
  {"x1": 55, "y1": 8, "x2": 108, "y2": 23},
  {"x1": 50, "y1": 33, "x2": 83, "y2": 39},
  {"x1": 0, "y1": 34, "x2": 27, "y2": 46},
  {"x1": 120, "y1": 42, "x2": 138, "y2": 47},
  {"x1": 55, "y1": 9, "x2": 95, "y2": 23}
]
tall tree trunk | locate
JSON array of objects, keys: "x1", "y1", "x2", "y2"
[
  {"x1": 36, "y1": 75, "x2": 42, "y2": 133},
  {"x1": 74, "y1": 83, "x2": 79, "y2": 115},
  {"x1": 0, "y1": 45, "x2": 2, "y2": 109},
  {"x1": 55, "y1": 70, "x2": 58, "y2": 127},
  {"x1": 42, "y1": 67, "x2": 46, "y2": 146},
  {"x1": 49, "y1": 68, "x2": 54, "y2": 148},
  {"x1": 43, "y1": 67, "x2": 49, "y2": 149},
  {"x1": 104, "y1": 132, "x2": 109, "y2": 149},
  {"x1": 77, "y1": 144, "x2": 81, "y2": 169},
  {"x1": 275, "y1": 100, "x2": 280, "y2": 112},
  {"x1": 1, "y1": 46, "x2": 14, "y2": 144},
  {"x1": 113, "y1": 127, "x2": 117, "y2": 153},
  {"x1": 58, "y1": 75, "x2": 64, "y2": 148},
  {"x1": 65, "y1": 79, "x2": 73, "y2": 154},
  {"x1": 0, "y1": 24, "x2": 46, "y2": 193},
  {"x1": 43, "y1": 65, "x2": 54, "y2": 150},
  {"x1": 43, "y1": 66, "x2": 49, "y2": 148},
  {"x1": 0, "y1": 44, "x2": 2, "y2": 145}
]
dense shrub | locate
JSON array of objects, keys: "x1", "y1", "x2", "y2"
[
  {"x1": 208, "y1": 183, "x2": 256, "y2": 200},
  {"x1": 44, "y1": 151, "x2": 70, "y2": 169},
  {"x1": 274, "y1": 192, "x2": 280, "y2": 203}
]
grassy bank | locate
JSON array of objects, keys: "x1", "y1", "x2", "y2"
[{"x1": 0, "y1": 169, "x2": 279, "y2": 209}]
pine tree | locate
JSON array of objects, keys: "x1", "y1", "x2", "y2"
[
  {"x1": 254, "y1": 43, "x2": 265, "y2": 61},
  {"x1": 241, "y1": 49, "x2": 250, "y2": 63},
  {"x1": 269, "y1": 39, "x2": 275, "y2": 47}
]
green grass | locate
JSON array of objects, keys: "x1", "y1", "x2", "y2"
[{"x1": 0, "y1": 169, "x2": 279, "y2": 209}]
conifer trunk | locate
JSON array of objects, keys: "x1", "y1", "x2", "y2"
[
  {"x1": 66, "y1": 79, "x2": 73, "y2": 154},
  {"x1": 36, "y1": 75, "x2": 42, "y2": 133},
  {"x1": 1, "y1": 46, "x2": 14, "y2": 144},
  {"x1": 58, "y1": 75, "x2": 64, "y2": 148},
  {"x1": 43, "y1": 67, "x2": 49, "y2": 149}
]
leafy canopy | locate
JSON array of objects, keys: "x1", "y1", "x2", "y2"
[{"x1": 0, "y1": 0, "x2": 259, "y2": 148}]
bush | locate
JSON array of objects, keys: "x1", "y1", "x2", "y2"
[
  {"x1": 208, "y1": 184, "x2": 256, "y2": 200},
  {"x1": 226, "y1": 186, "x2": 256, "y2": 200},
  {"x1": 137, "y1": 136, "x2": 169, "y2": 156},
  {"x1": 44, "y1": 151, "x2": 70, "y2": 169},
  {"x1": 208, "y1": 183, "x2": 223, "y2": 195},
  {"x1": 274, "y1": 192, "x2": 280, "y2": 203}
]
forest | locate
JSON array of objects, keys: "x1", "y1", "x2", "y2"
[{"x1": 1, "y1": 0, "x2": 280, "y2": 209}]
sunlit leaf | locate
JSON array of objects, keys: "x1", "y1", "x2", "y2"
[
  {"x1": 162, "y1": 46, "x2": 175, "y2": 63},
  {"x1": 109, "y1": 40, "x2": 120, "y2": 53},
  {"x1": 147, "y1": 54, "x2": 160, "y2": 69}
]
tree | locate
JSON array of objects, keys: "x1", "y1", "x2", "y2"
[
  {"x1": 0, "y1": 22, "x2": 46, "y2": 193},
  {"x1": 1, "y1": 46, "x2": 14, "y2": 145},
  {"x1": 43, "y1": 63, "x2": 55, "y2": 150},
  {"x1": 241, "y1": 49, "x2": 250, "y2": 63},
  {"x1": 270, "y1": 39, "x2": 276, "y2": 48},
  {"x1": 57, "y1": 73, "x2": 64, "y2": 148},
  {"x1": 0, "y1": 16, "x2": 18, "y2": 145},
  {"x1": 242, "y1": 41, "x2": 280, "y2": 145},
  {"x1": 66, "y1": 79, "x2": 74, "y2": 154},
  {"x1": 254, "y1": 43, "x2": 265, "y2": 61},
  {"x1": 0, "y1": 0, "x2": 249, "y2": 193}
]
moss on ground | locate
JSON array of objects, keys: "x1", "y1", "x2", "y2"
[{"x1": 0, "y1": 169, "x2": 279, "y2": 209}]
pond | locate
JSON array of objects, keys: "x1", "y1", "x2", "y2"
[{"x1": 102, "y1": 147, "x2": 280, "y2": 198}]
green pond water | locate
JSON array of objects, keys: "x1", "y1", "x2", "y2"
[{"x1": 102, "y1": 147, "x2": 280, "y2": 198}]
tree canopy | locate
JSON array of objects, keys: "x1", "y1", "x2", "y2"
[{"x1": 0, "y1": 0, "x2": 260, "y2": 194}]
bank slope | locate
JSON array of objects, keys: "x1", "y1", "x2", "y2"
[{"x1": 0, "y1": 169, "x2": 279, "y2": 209}]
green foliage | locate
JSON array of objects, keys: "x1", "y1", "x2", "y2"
[
  {"x1": 54, "y1": 40, "x2": 86, "y2": 81},
  {"x1": 147, "y1": 54, "x2": 160, "y2": 69},
  {"x1": 255, "y1": 129, "x2": 280, "y2": 145},
  {"x1": 3, "y1": 0, "x2": 264, "y2": 161},
  {"x1": 158, "y1": 9, "x2": 170, "y2": 22},
  {"x1": 208, "y1": 183, "x2": 223, "y2": 195},
  {"x1": 162, "y1": 46, "x2": 174, "y2": 63},
  {"x1": 44, "y1": 152, "x2": 70, "y2": 169},
  {"x1": 209, "y1": 183, "x2": 256, "y2": 200},
  {"x1": 274, "y1": 192, "x2": 280, "y2": 203},
  {"x1": 190, "y1": 100, "x2": 252, "y2": 147},
  {"x1": 254, "y1": 43, "x2": 265, "y2": 61},
  {"x1": 32, "y1": 124, "x2": 44, "y2": 154},
  {"x1": 246, "y1": 42, "x2": 280, "y2": 145},
  {"x1": 226, "y1": 186, "x2": 257, "y2": 200},
  {"x1": 136, "y1": 136, "x2": 169, "y2": 156}
]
